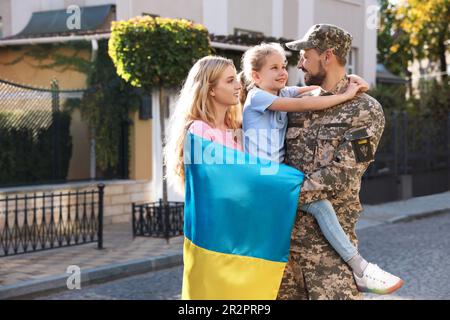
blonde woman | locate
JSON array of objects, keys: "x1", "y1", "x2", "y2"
[{"x1": 165, "y1": 55, "x2": 243, "y2": 194}]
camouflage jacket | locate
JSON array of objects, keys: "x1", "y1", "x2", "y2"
[
  {"x1": 278, "y1": 75, "x2": 385, "y2": 300},
  {"x1": 285, "y1": 76, "x2": 385, "y2": 211}
]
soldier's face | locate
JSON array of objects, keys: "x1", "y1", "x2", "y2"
[
  {"x1": 298, "y1": 49, "x2": 327, "y2": 86},
  {"x1": 252, "y1": 52, "x2": 288, "y2": 93}
]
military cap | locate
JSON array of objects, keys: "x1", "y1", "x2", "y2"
[{"x1": 286, "y1": 24, "x2": 353, "y2": 60}]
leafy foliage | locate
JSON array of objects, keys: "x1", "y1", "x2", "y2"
[
  {"x1": 378, "y1": 0, "x2": 449, "y2": 80},
  {"x1": 108, "y1": 16, "x2": 211, "y2": 90},
  {"x1": 70, "y1": 40, "x2": 141, "y2": 173}
]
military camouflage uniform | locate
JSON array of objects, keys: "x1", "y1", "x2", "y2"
[{"x1": 277, "y1": 24, "x2": 386, "y2": 300}]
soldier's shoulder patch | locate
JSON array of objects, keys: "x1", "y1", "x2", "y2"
[
  {"x1": 344, "y1": 128, "x2": 374, "y2": 163},
  {"x1": 351, "y1": 137, "x2": 374, "y2": 163}
]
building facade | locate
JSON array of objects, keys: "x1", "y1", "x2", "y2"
[
  {"x1": 1, "y1": 0, "x2": 378, "y2": 84},
  {"x1": 0, "y1": 0, "x2": 379, "y2": 212}
]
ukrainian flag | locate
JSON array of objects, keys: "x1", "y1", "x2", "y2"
[{"x1": 182, "y1": 133, "x2": 304, "y2": 299}]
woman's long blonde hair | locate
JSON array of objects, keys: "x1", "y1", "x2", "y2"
[{"x1": 165, "y1": 56, "x2": 242, "y2": 193}]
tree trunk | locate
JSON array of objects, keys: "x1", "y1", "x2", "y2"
[
  {"x1": 406, "y1": 69, "x2": 413, "y2": 98},
  {"x1": 438, "y1": 34, "x2": 448, "y2": 82},
  {"x1": 159, "y1": 86, "x2": 168, "y2": 204}
]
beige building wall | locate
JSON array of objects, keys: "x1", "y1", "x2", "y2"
[
  {"x1": 0, "y1": 46, "x2": 89, "y2": 89},
  {"x1": 129, "y1": 110, "x2": 152, "y2": 181},
  {"x1": 116, "y1": 0, "x2": 203, "y2": 23},
  {"x1": 66, "y1": 108, "x2": 90, "y2": 180},
  {"x1": 0, "y1": 0, "x2": 12, "y2": 38},
  {"x1": 228, "y1": 0, "x2": 272, "y2": 36},
  {"x1": 283, "y1": 0, "x2": 298, "y2": 39}
]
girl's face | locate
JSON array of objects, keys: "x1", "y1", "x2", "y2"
[
  {"x1": 253, "y1": 52, "x2": 288, "y2": 93},
  {"x1": 210, "y1": 65, "x2": 241, "y2": 107}
]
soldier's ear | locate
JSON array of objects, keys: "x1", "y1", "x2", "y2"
[{"x1": 324, "y1": 49, "x2": 333, "y2": 64}]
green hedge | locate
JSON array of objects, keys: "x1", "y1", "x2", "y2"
[
  {"x1": 369, "y1": 79, "x2": 449, "y2": 118},
  {"x1": 0, "y1": 111, "x2": 72, "y2": 186},
  {"x1": 109, "y1": 16, "x2": 211, "y2": 89}
]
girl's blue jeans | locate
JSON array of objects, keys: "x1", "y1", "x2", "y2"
[{"x1": 301, "y1": 199, "x2": 358, "y2": 262}]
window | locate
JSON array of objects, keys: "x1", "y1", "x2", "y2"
[
  {"x1": 234, "y1": 28, "x2": 264, "y2": 37},
  {"x1": 346, "y1": 48, "x2": 357, "y2": 74}
]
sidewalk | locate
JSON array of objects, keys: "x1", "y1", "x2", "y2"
[
  {"x1": 0, "y1": 225, "x2": 184, "y2": 299},
  {"x1": 1, "y1": 191, "x2": 449, "y2": 300},
  {"x1": 357, "y1": 191, "x2": 450, "y2": 230}
]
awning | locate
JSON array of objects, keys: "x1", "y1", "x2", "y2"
[
  {"x1": 376, "y1": 63, "x2": 408, "y2": 84},
  {"x1": 3, "y1": 4, "x2": 114, "y2": 40}
]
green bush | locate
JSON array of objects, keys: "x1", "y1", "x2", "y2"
[
  {"x1": 368, "y1": 84, "x2": 407, "y2": 111},
  {"x1": 108, "y1": 16, "x2": 211, "y2": 89},
  {"x1": 0, "y1": 111, "x2": 72, "y2": 186},
  {"x1": 414, "y1": 79, "x2": 450, "y2": 118},
  {"x1": 369, "y1": 79, "x2": 449, "y2": 118}
]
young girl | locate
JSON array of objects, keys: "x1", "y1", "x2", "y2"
[{"x1": 239, "y1": 43, "x2": 403, "y2": 294}]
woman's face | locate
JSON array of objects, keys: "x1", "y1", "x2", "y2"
[
  {"x1": 210, "y1": 65, "x2": 242, "y2": 108},
  {"x1": 253, "y1": 52, "x2": 288, "y2": 93}
]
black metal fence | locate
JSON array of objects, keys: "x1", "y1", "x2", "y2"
[
  {"x1": 0, "y1": 184, "x2": 104, "y2": 257},
  {"x1": 132, "y1": 199, "x2": 184, "y2": 242},
  {"x1": 0, "y1": 79, "x2": 75, "y2": 186},
  {"x1": 0, "y1": 78, "x2": 130, "y2": 187},
  {"x1": 360, "y1": 111, "x2": 450, "y2": 204}
]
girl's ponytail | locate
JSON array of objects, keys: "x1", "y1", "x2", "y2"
[{"x1": 238, "y1": 71, "x2": 250, "y2": 106}]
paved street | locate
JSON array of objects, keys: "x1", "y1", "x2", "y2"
[{"x1": 36, "y1": 211, "x2": 450, "y2": 300}]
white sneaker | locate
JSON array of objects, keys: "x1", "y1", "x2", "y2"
[{"x1": 354, "y1": 263, "x2": 404, "y2": 294}]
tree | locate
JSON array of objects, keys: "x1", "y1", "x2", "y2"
[
  {"x1": 380, "y1": 0, "x2": 449, "y2": 83},
  {"x1": 109, "y1": 16, "x2": 211, "y2": 203},
  {"x1": 377, "y1": 0, "x2": 413, "y2": 78},
  {"x1": 399, "y1": 0, "x2": 449, "y2": 81}
]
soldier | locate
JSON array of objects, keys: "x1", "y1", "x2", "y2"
[{"x1": 277, "y1": 24, "x2": 387, "y2": 300}]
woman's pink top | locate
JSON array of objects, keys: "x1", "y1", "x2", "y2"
[{"x1": 188, "y1": 120, "x2": 243, "y2": 151}]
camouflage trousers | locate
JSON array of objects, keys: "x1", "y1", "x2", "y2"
[{"x1": 277, "y1": 205, "x2": 363, "y2": 300}]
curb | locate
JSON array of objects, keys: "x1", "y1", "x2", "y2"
[
  {"x1": 358, "y1": 208, "x2": 450, "y2": 231},
  {"x1": 0, "y1": 252, "x2": 183, "y2": 300},
  {"x1": 386, "y1": 208, "x2": 450, "y2": 223}
]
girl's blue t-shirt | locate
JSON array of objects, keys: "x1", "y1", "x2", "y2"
[{"x1": 242, "y1": 86, "x2": 299, "y2": 163}]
